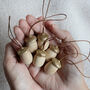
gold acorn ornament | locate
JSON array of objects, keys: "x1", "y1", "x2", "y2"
[
  {"x1": 44, "y1": 58, "x2": 61, "y2": 75},
  {"x1": 46, "y1": 45, "x2": 59, "y2": 60},
  {"x1": 25, "y1": 35, "x2": 38, "y2": 53},
  {"x1": 38, "y1": 33, "x2": 50, "y2": 50},
  {"x1": 33, "y1": 50, "x2": 46, "y2": 67},
  {"x1": 17, "y1": 47, "x2": 33, "y2": 67}
]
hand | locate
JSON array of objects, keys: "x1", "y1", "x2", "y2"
[{"x1": 3, "y1": 15, "x2": 88, "y2": 90}]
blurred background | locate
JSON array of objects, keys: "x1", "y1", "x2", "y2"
[{"x1": 0, "y1": 0, "x2": 90, "y2": 89}]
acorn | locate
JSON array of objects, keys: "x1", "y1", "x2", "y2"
[
  {"x1": 25, "y1": 35, "x2": 38, "y2": 53},
  {"x1": 17, "y1": 47, "x2": 33, "y2": 67},
  {"x1": 44, "y1": 58, "x2": 61, "y2": 75},
  {"x1": 38, "y1": 33, "x2": 49, "y2": 50},
  {"x1": 33, "y1": 49, "x2": 46, "y2": 67},
  {"x1": 46, "y1": 45, "x2": 59, "y2": 61}
]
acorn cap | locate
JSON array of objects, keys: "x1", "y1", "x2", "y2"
[
  {"x1": 17, "y1": 47, "x2": 28, "y2": 56},
  {"x1": 25, "y1": 35, "x2": 37, "y2": 43},
  {"x1": 50, "y1": 45, "x2": 59, "y2": 53},
  {"x1": 36, "y1": 50, "x2": 46, "y2": 57},
  {"x1": 52, "y1": 58, "x2": 61, "y2": 68},
  {"x1": 38, "y1": 33, "x2": 49, "y2": 41}
]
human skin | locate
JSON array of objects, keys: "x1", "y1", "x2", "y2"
[{"x1": 3, "y1": 15, "x2": 88, "y2": 90}]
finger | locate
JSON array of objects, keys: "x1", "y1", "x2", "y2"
[
  {"x1": 29, "y1": 29, "x2": 34, "y2": 35},
  {"x1": 37, "y1": 16, "x2": 43, "y2": 21},
  {"x1": 45, "y1": 21, "x2": 73, "y2": 40},
  {"x1": 14, "y1": 26, "x2": 24, "y2": 44},
  {"x1": 28, "y1": 18, "x2": 42, "y2": 76},
  {"x1": 26, "y1": 15, "x2": 48, "y2": 78},
  {"x1": 3, "y1": 43, "x2": 17, "y2": 70},
  {"x1": 37, "y1": 16, "x2": 56, "y2": 45},
  {"x1": 35, "y1": 71, "x2": 50, "y2": 85},
  {"x1": 19, "y1": 19, "x2": 34, "y2": 36},
  {"x1": 37, "y1": 16, "x2": 51, "y2": 36},
  {"x1": 34, "y1": 70, "x2": 61, "y2": 89},
  {"x1": 29, "y1": 64, "x2": 40, "y2": 78},
  {"x1": 11, "y1": 38, "x2": 22, "y2": 51},
  {"x1": 26, "y1": 15, "x2": 43, "y2": 33}
]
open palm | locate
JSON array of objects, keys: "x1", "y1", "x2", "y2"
[{"x1": 4, "y1": 15, "x2": 88, "y2": 90}]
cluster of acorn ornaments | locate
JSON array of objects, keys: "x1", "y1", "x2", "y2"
[{"x1": 17, "y1": 33, "x2": 61, "y2": 75}]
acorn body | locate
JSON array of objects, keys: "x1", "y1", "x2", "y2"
[
  {"x1": 44, "y1": 58, "x2": 61, "y2": 75},
  {"x1": 25, "y1": 35, "x2": 38, "y2": 53},
  {"x1": 38, "y1": 33, "x2": 49, "y2": 50},
  {"x1": 44, "y1": 61, "x2": 58, "y2": 75},
  {"x1": 33, "y1": 50, "x2": 46, "y2": 67},
  {"x1": 46, "y1": 49, "x2": 57, "y2": 60},
  {"x1": 18, "y1": 47, "x2": 33, "y2": 67},
  {"x1": 46, "y1": 45, "x2": 59, "y2": 60}
]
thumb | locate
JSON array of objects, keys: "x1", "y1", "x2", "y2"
[{"x1": 3, "y1": 43, "x2": 17, "y2": 71}]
